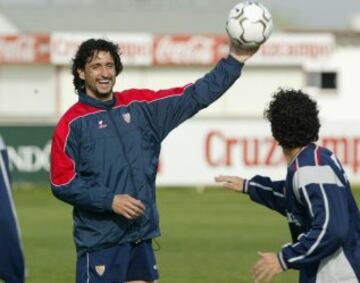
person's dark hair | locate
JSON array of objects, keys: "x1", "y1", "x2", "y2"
[
  {"x1": 72, "y1": 38, "x2": 123, "y2": 94},
  {"x1": 264, "y1": 88, "x2": 321, "y2": 149}
]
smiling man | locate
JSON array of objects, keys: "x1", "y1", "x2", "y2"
[
  {"x1": 77, "y1": 49, "x2": 117, "y2": 100},
  {"x1": 50, "y1": 38, "x2": 258, "y2": 283}
]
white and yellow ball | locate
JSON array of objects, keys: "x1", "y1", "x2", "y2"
[{"x1": 226, "y1": 1, "x2": 273, "y2": 48}]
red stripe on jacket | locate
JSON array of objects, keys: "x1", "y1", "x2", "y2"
[
  {"x1": 51, "y1": 86, "x2": 190, "y2": 186},
  {"x1": 315, "y1": 146, "x2": 321, "y2": 166},
  {"x1": 50, "y1": 102, "x2": 104, "y2": 186},
  {"x1": 114, "y1": 85, "x2": 191, "y2": 107}
]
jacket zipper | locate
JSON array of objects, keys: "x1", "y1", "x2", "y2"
[{"x1": 106, "y1": 108, "x2": 142, "y2": 242}]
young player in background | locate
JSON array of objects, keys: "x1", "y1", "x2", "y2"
[
  {"x1": 215, "y1": 89, "x2": 360, "y2": 283},
  {"x1": 0, "y1": 134, "x2": 25, "y2": 283},
  {"x1": 50, "y1": 38, "x2": 258, "y2": 283}
]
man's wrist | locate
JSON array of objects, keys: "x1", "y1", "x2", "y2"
[
  {"x1": 228, "y1": 53, "x2": 246, "y2": 64},
  {"x1": 105, "y1": 193, "x2": 116, "y2": 211}
]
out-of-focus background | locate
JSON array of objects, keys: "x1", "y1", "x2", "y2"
[{"x1": 0, "y1": 0, "x2": 359, "y2": 282}]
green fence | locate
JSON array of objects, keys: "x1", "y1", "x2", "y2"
[{"x1": 0, "y1": 126, "x2": 54, "y2": 183}]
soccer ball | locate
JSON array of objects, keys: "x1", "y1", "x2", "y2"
[{"x1": 226, "y1": 1, "x2": 273, "y2": 48}]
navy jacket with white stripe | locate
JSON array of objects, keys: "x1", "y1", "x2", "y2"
[
  {"x1": 0, "y1": 135, "x2": 25, "y2": 283},
  {"x1": 244, "y1": 143, "x2": 360, "y2": 283},
  {"x1": 50, "y1": 56, "x2": 243, "y2": 255}
]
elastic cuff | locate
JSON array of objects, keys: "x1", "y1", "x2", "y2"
[
  {"x1": 227, "y1": 54, "x2": 245, "y2": 67},
  {"x1": 242, "y1": 179, "x2": 249, "y2": 194},
  {"x1": 104, "y1": 193, "x2": 115, "y2": 212},
  {"x1": 277, "y1": 251, "x2": 288, "y2": 271}
]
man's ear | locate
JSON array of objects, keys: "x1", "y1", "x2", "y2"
[{"x1": 78, "y1": 68, "x2": 85, "y2": 80}]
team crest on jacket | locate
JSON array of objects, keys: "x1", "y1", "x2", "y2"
[
  {"x1": 95, "y1": 265, "x2": 105, "y2": 276},
  {"x1": 98, "y1": 120, "x2": 108, "y2": 129},
  {"x1": 122, "y1": 112, "x2": 131, "y2": 123}
]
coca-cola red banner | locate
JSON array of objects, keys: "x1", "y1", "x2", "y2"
[
  {"x1": 0, "y1": 33, "x2": 335, "y2": 65},
  {"x1": 153, "y1": 33, "x2": 335, "y2": 66},
  {"x1": 50, "y1": 32, "x2": 153, "y2": 65},
  {"x1": 153, "y1": 34, "x2": 229, "y2": 65},
  {"x1": 0, "y1": 34, "x2": 50, "y2": 64}
]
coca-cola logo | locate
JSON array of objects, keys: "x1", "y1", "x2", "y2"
[
  {"x1": 155, "y1": 35, "x2": 216, "y2": 65},
  {"x1": 0, "y1": 35, "x2": 50, "y2": 63},
  {"x1": 0, "y1": 36, "x2": 35, "y2": 62},
  {"x1": 51, "y1": 36, "x2": 152, "y2": 65}
]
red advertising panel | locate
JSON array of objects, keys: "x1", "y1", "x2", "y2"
[
  {"x1": 156, "y1": 120, "x2": 360, "y2": 186},
  {"x1": 0, "y1": 33, "x2": 335, "y2": 66},
  {"x1": 50, "y1": 32, "x2": 153, "y2": 66},
  {"x1": 250, "y1": 33, "x2": 335, "y2": 65},
  {"x1": 153, "y1": 34, "x2": 230, "y2": 65},
  {"x1": 153, "y1": 33, "x2": 335, "y2": 66},
  {"x1": 0, "y1": 34, "x2": 50, "y2": 64}
]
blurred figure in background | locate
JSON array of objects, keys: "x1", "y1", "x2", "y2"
[
  {"x1": 0, "y1": 134, "x2": 25, "y2": 283},
  {"x1": 216, "y1": 89, "x2": 360, "y2": 283},
  {"x1": 50, "y1": 38, "x2": 258, "y2": 283}
]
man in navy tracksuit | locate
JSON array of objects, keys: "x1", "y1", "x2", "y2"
[
  {"x1": 0, "y1": 135, "x2": 25, "y2": 283},
  {"x1": 50, "y1": 38, "x2": 258, "y2": 282},
  {"x1": 216, "y1": 89, "x2": 360, "y2": 283}
]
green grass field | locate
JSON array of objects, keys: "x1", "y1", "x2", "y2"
[{"x1": 13, "y1": 186, "x2": 360, "y2": 283}]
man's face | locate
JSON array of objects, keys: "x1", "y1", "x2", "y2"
[{"x1": 78, "y1": 50, "x2": 117, "y2": 101}]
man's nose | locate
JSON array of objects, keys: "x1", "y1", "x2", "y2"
[{"x1": 100, "y1": 66, "x2": 110, "y2": 77}]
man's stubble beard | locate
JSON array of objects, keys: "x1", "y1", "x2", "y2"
[{"x1": 94, "y1": 89, "x2": 113, "y2": 100}]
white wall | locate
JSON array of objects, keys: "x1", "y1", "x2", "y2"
[
  {"x1": 0, "y1": 46, "x2": 359, "y2": 123},
  {"x1": 222, "y1": 65, "x2": 303, "y2": 117},
  {"x1": 313, "y1": 47, "x2": 360, "y2": 122},
  {"x1": 57, "y1": 65, "x2": 76, "y2": 115},
  {"x1": 57, "y1": 64, "x2": 303, "y2": 119},
  {"x1": 0, "y1": 65, "x2": 55, "y2": 118}
]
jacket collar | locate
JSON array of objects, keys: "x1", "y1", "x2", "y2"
[
  {"x1": 78, "y1": 92, "x2": 116, "y2": 110},
  {"x1": 287, "y1": 143, "x2": 316, "y2": 168}
]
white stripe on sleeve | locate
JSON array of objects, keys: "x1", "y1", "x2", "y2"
[
  {"x1": 288, "y1": 184, "x2": 330, "y2": 263},
  {"x1": 300, "y1": 187, "x2": 314, "y2": 217},
  {"x1": 249, "y1": 181, "x2": 285, "y2": 198}
]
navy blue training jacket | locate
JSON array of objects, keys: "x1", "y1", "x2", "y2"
[
  {"x1": 243, "y1": 143, "x2": 360, "y2": 283},
  {"x1": 50, "y1": 56, "x2": 243, "y2": 255},
  {"x1": 0, "y1": 135, "x2": 25, "y2": 283}
]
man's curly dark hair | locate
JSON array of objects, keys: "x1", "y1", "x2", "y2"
[
  {"x1": 264, "y1": 89, "x2": 321, "y2": 149},
  {"x1": 72, "y1": 38, "x2": 123, "y2": 94}
]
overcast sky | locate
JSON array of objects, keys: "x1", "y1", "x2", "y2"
[
  {"x1": 0, "y1": 0, "x2": 359, "y2": 32},
  {"x1": 259, "y1": 0, "x2": 360, "y2": 29}
]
